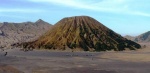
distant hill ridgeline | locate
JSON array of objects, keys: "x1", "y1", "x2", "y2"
[
  {"x1": 124, "y1": 31, "x2": 150, "y2": 43},
  {"x1": 0, "y1": 19, "x2": 52, "y2": 49}
]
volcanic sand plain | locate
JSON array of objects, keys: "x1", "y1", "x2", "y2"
[{"x1": 0, "y1": 43, "x2": 150, "y2": 73}]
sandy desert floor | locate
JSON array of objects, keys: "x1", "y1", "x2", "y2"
[{"x1": 0, "y1": 44, "x2": 150, "y2": 73}]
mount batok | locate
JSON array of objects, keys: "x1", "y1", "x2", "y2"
[{"x1": 19, "y1": 16, "x2": 141, "y2": 51}]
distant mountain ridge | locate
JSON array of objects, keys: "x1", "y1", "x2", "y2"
[
  {"x1": 0, "y1": 19, "x2": 52, "y2": 49},
  {"x1": 135, "y1": 31, "x2": 150, "y2": 42},
  {"x1": 124, "y1": 31, "x2": 150, "y2": 43},
  {"x1": 20, "y1": 16, "x2": 141, "y2": 51},
  {"x1": 124, "y1": 35, "x2": 135, "y2": 41}
]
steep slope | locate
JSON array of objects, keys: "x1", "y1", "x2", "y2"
[
  {"x1": 134, "y1": 31, "x2": 150, "y2": 42},
  {"x1": 22, "y1": 16, "x2": 141, "y2": 51},
  {"x1": 0, "y1": 19, "x2": 52, "y2": 49}
]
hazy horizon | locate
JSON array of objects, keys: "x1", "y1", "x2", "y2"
[{"x1": 0, "y1": 0, "x2": 150, "y2": 36}]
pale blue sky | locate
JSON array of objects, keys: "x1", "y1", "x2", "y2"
[{"x1": 0, "y1": 0, "x2": 150, "y2": 36}]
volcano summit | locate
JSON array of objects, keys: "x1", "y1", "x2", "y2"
[{"x1": 21, "y1": 16, "x2": 141, "y2": 51}]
